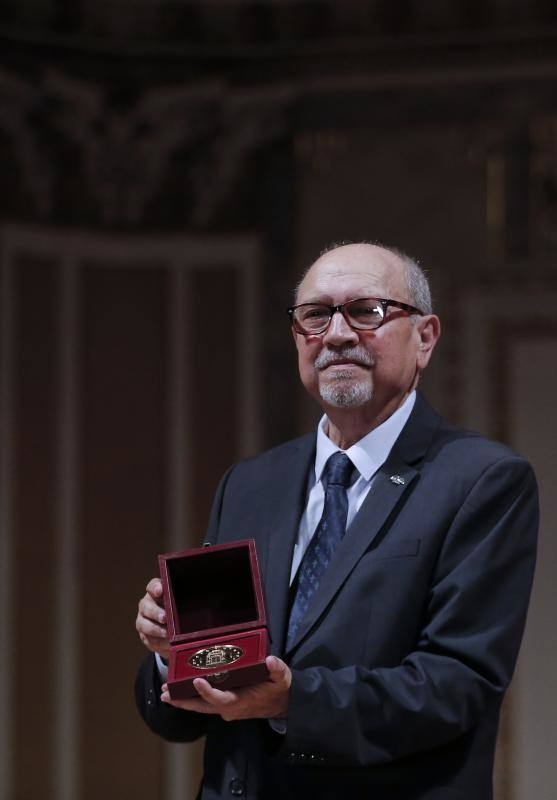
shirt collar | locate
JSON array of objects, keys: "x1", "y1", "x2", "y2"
[{"x1": 315, "y1": 391, "x2": 416, "y2": 483}]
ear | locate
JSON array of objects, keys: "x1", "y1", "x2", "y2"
[{"x1": 416, "y1": 315, "x2": 441, "y2": 370}]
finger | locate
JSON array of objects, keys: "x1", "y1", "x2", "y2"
[
  {"x1": 138, "y1": 633, "x2": 171, "y2": 657},
  {"x1": 136, "y1": 615, "x2": 167, "y2": 639},
  {"x1": 161, "y1": 682, "x2": 220, "y2": 709},
  {"x1": 138, "y1": 596, "x2": 166, "y2": 625},
  {"x1": 161, "y1": 688, "x2": 216, "y2": 714},
  {"x1": 139, "y1": 632, "x2": 158, "y2": 651},
  {"x1": 192, "y1": 678, "x2": 237, "y2": 707},
  {"x1": 266, "y1": 656, "x2": 289, "y2": 684},
  {"x1": 146, "y1": 578, "x2": 164, "y2": 600}
]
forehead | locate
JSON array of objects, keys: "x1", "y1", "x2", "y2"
[{"x1": 297, "y1": 245, "x2": 407, "y2": 303}]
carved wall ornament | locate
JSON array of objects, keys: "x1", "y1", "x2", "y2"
[
  {"x1": 0, "y1": 69, "x2": 55, "y2": 218},
  {"x1": 0, "y1": 66, "x2": 295, "y2": 226}
]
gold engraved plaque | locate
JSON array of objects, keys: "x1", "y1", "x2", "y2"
[{"x1": 189, "y1": 644, "x2": 244, "y2": 670}]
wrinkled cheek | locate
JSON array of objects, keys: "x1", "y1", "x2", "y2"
[{"x1": 297, "y1": 356, "x2": 319, "y2": 396}]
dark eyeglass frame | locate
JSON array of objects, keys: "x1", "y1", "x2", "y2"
[{"x1": 287, "y1": 297, "x2": 423, "y2": 336}]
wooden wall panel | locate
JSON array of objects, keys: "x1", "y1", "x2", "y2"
[
  {"x1": 0, "y1": 228, "x2": 259, "y2": 800},
  {"x1": 509, "y1": 337, "x2": 557, "y2": 800},
  {"x1": 0, "y1": 255, "x2": 13, "y2": 800},
  {"x1": 12, "y1": 255, "x2": 58, "y2": 800},
  {"x1": 79, "y1": 264, "x2": 167, "y2": 800},
  {"x1": 459, "y1": 287, "x2": 557, "y2": 800},
  {"x1": 189, "y1": 267, "x2": 239, "y2": 542}
]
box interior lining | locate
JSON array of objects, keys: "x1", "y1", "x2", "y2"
[{"x1": 168, "y1": 546, "x2": 258, "y2": 634}]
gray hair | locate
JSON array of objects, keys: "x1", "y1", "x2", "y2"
[{"x1": 296, "y1": 240, "x2": 433, "y2": 315}]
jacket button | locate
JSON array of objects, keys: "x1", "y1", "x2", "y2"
[{"x1": 229, "y1": 777, "x2": 245, "y2": 796}]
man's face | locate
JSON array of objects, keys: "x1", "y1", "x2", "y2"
[{"x1": 293, "y1": 244, "x2": 437, "y2": 417}]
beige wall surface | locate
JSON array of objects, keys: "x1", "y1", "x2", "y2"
[{"x1": 510, "y1": 339, "x2": 557, "y2": 800}]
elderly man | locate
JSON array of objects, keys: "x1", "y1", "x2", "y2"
[{"x1": 135, "y1": 243, "x2": 538, "y2": 800}]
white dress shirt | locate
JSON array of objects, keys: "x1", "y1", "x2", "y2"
[{"x1": 290, "y1": 390, "x2": 416, "y2": 582}]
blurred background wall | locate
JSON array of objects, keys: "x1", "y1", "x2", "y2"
[{"x1": 0, "y1": 2, "x2": 556, "y2": 799}]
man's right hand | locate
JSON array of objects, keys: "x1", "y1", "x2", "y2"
[{"x1": 136, "y1": 578, "x2": 170, "y2": 659}]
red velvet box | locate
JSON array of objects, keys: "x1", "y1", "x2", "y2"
[{"x1": 158, "y1": 539, "x2": 270, "y2": 699}]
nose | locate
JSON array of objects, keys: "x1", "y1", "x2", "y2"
[{"x1": 322, "y1": 310, "x2": 359, "y2": 346}]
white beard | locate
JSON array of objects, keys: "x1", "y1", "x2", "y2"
[
  {"x1": 319, "y1": 372, "x2": 373, "y2": 408},
  {"x1": 315, "y1": 346, "x2": 374, "y2": 408}
]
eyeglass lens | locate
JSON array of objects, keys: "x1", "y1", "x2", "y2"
[{"x1": 294, "y1": 298, "x2": 385, "y2": 333}]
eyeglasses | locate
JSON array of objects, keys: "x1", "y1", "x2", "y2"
[{"x1": 287, "y1": 297, "x2": 423, "y2": 336}]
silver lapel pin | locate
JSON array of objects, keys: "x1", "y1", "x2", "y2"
[{"x1": 390, "y1": 474, "x2": 406, "y2": 486}]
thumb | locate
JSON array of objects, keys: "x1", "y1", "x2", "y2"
[{"x1": 266, "y1": 655, "x2": 287, "y2": 681}]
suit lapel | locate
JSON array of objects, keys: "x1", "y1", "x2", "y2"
[
  {"x1": 285, "y1": 394, "x2": 441, "y2": 654},
  {"x1": 259, "y1": 434, "x2": 316, "y2": 656}
]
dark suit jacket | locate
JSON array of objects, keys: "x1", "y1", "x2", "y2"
[{"x1": 136, "y1": 394, "x2": 538, "y2": 800}]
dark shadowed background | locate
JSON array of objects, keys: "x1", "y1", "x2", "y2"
[{"x1": 0, "y1": 2, "x2": 556, "y2": 799}]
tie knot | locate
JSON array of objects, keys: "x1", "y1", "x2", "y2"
[{"x1": 324, "y1": 452, "x2": 354, "y2": 488}]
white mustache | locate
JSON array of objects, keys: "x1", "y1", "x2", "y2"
[{"x1": 315, "y1": 346, "x2": 374, "y2": 370}]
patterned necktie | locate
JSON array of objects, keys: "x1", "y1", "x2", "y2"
[{"x1": 286, "y1": 451, "x2": 355, "y2": 651}]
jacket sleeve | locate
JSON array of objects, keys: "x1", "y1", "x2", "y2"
[
  {"x1": 134, "y1": 653, "x2": 207, "y2": 743},
  {"x1": 134, "y1": 465, "x2": 235, "y2": 740},
  {"x1": 283, "y1": 456, "x2": 538, "y2": 765}
]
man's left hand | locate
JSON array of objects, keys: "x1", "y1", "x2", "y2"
[{"x1": 161, "y1": 655, "x2": 291, "y2": 721}]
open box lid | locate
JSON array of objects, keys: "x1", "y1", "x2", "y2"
[{"x1": 158, "y1": 539, "x2": 267, "y2": 645}]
